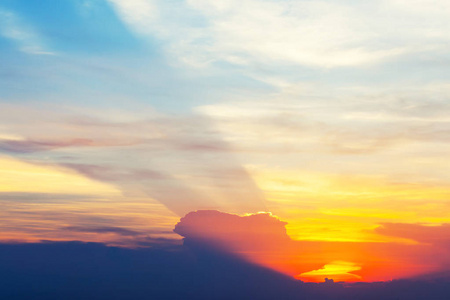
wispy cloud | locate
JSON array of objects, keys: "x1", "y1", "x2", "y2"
[
  {"x1": 0, "y1": 8, "x2": 54, "y2": 55},
  {"x1": 107, "y1": 0, "x2": 450, "y2": 71},
  {"x1": 376, "y1": 222, "x2": 450, "y2": 249},
  {"x1": 62, "y1": 225, "x2": 143, "y2": 236},
  {"x1": 0, "y1": 103, "x2": 266, "y2": 216}
]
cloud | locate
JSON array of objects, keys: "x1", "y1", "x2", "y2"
[
  {"x1": 0, "y1": 138, "x2": 128, "y2": 153},
  {"x1": 0, "y1": 103, "x2": 266, "y2": 216},
  {"x1": 174, "y1": 210, "x2": 367, "y2": 279},
  {"x1": 0, "y1": 189, "x2": 180, "y2": 247},
  {"x1": 174, "y1": 210, "x2": 290, "y2": 251},
  {"x1": 173, "y1": 210, "x2": 450, "y2": 282},
  {"x1": 196, "y1": 82, "x2": 450, "y2": 157},
  {"x1": 61, "y1": 225, "x2": 142, "y2": 237},
  {"x1": 107, "y1": 0, "x2": 158, "y2": 35},
  {"x1": 0, "y1": 241, "x2": 306, "y2": 299},
  {"x1": 59, "y1": 226, "x2": 179, "y2": 247},
  {"x1": 0, "y1": 8, "x2": 54, "y2": 55},
  {"x1": 107, "y1": 0, "x2": 450, "y2": 71},
  {"x1": 375, "y1": 223, "x2": 450, "y2": 250},
  {"x1": 2, "y1": 240, "x2": 450, "y2": 299},
  {"x1": 0, "y1": 192, "x2": 95, "y2": 203}
]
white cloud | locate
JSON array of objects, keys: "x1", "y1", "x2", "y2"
[
  {"x1": 107, "y1": 0, "x2": 158, "y2": 35},
  {"x1": 107, "y1": 0, "x2": 450, "y2": 69},
  {"x1": 0, "y1": 8, "x2": 54, "y2": 55},
  {"x1": 195, "y1": 81, "x2": 450, "y2": 159}
]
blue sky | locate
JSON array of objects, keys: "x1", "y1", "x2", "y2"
[
  {"x1": 2, "y1": 1, "x2": 450, "y2": 109},
  {"x1": 3, "y1": 0, "x2": 450, "y2": 111},
  {"x1": 0, "y1": 0, "x2": 276, "y2": 111}
]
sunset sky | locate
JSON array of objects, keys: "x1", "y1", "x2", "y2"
[{"x1": 1, "y1": 0, "x2": 450, "y2": 285}]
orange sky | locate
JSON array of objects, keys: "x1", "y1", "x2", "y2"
[
  {"x1": 174, "y1": 210, "x2": 450, "y2": 282},
  {"x1": 1, "y1": 154, "x2": 450, "y2": 282}
]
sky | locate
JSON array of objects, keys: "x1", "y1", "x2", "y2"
[{"x1": 1, "y1": 0, "x2": 450, "y2": 285}]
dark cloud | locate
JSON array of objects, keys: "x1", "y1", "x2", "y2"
[
  {"x1": 61, "y1": 226, "x2": 142, "y2": 237},
  {"x1": 60, "y1": 226, "x2": 177, "y2": 244},
  {"x1": 0, "y1": 241, "x2": 302, "y2": 300},
  {"x1": 130, "y1": 236, "x2": 184, "y2": 248},
  {"x1": 0, "y1": 240, "x2": 449, "y2": 300}
]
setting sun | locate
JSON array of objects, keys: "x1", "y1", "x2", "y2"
[{"x1": 297, "y1": 261, "x2": 362, "y2": 282}]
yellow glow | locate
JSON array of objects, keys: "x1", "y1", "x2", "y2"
[
  {"x1": 297, "y1": 261, "x2": 362, "y2": 281},
  {"x1": 248, "y1": 166, "x2": 450, "y2": 243},
  {"x1": 0, "y1": 133, "x2": 24, "y2": 140},
  {"x1": 0, "y1": 156, "x2": 182, "y2": 245},
  {"x1": 0, "y1": 156, "x2": 120, "y2": 195}
]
